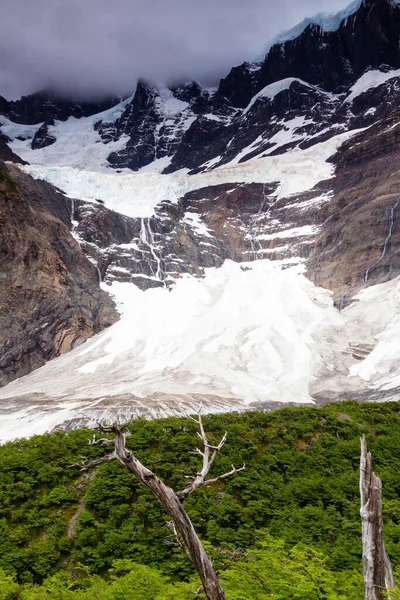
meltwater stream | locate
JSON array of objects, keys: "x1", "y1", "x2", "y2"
[
  {"x1": 247, "y1": 184, "x2": 276, "y2": 260},
  {"x1": 139, "y1": 217, "x2": 165, "y2": 284}
]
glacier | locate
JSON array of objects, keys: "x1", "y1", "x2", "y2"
[
  {"x1": 17, "y1": 130, "x2": 361, "y2": 218},
  {"x1": 1, "y1": 259, "x2": 400, "y2": 443}
]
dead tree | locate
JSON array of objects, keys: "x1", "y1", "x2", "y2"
[
  {"x1": 71, "y1": 413, "x2": 245, "y2": 600},
  {"x1": 360, "y1": 435, "x2": 395, "y2": 600}
]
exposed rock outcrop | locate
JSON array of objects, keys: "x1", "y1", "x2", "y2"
[
  {"x1": 31, "y1": 123, "x2": 57, "y2": 150},
  {"x1": 0, "y1": 90, "x2": 119, "y2": 125},
  {"x1": 307, "y1": 116, "x2": 400, "y2": 303},
  {"x1": 0, "y1": 137, "x2": 27, "y2": 164},
  {"x1": 0, "y1": 162, "x2": 118, "y2": 386}
]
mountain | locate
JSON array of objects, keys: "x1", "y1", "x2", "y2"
[
  {"x1": 2, "y1": 0, "x2": 400, "y2": 174},
  {"x1": 1, "y1": 0, "x2": 400, "y2": 439}
]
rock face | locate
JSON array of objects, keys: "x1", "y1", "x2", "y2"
[
  {"x1": 71, "y1": 183, "x2": 277, "y2": 290},
  {"x1": 0, "y1": 137, "x2": 26, "y2": 164},
  {"x1": 103, "y1": 82, "x2": 210, "y2": 171},
  {"x1": 0, "y1": 162, "x2": 118, "y2": 386},
  {"x1": 260, "y1": 0, "x2": 400, "y2": 94},
  {"x1": 31, "y1": 123, "x2": 57, "y2": 149},
  {"x1": 307, "y1": 116, "x2": 400, "y2": 304},
  {"x1": 0, "y1": 90, "x2": 119, "y2": 125}
]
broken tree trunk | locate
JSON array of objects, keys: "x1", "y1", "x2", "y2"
[
  {"x1": 71, "y1": 415, "x2": 244, "y2": 600},
  {"x1": 113, "y1": 429, "x2": 226, "y2": 600},
  {"x1": 360, "y1": 435, "x2": 395, "y2": 600}
]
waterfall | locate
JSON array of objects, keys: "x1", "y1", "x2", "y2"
[
  {"x1": 94, "y1": 265, "x2": 102, "y2": 283},
  {"x1": 364, "y1": 196, "x2": 400, "y2": 283},
  {"x1": 338, "y1": 293, "x2": 347, "y2": 312},
  {"x1": 70, "y1": 198, "x2": 74, "y2": 223},
  {"x1": 140, "y1": 218, "x2": 165, "y2": 283},
  {"x1": 69, "y1": 198, "x2": 79, "y2": 230},
  {"x1": 248, "y1": 184, "x2": 266, "y2": 260},
  {"x1": 338, "y1": 287, "x2": 356, "y2": 312},
  {"x1": 248, "y1": 184, "x2": 277, "y2": 261},
  {"x1": 87, "y1": 257, "x2": 102, "y2": 283}
]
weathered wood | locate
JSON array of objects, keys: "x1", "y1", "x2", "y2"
[
  {"x1": 113, "y1": 428, "x2": 226, "y2": 600},
  {"x1": 72, "y1": 417, "x2": 245, "y2": 600},
  {"x1": 177, "y1": 414, "x2": 244, "y2": 501},
  {"x1": 360, "y1": 435, "x2": 395, "y2": 600}
]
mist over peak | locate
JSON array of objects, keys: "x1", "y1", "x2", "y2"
[{"x1": 0, "y1": 0, "x2": 352, "y2": 101}]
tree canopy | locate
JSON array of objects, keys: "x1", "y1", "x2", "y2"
[{"x1": 1, "y1": 401, "x2": 400, "y2": 598}]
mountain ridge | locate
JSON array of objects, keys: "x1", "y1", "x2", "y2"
[
  {"x1": 1, "y1": 0, "x2": 400, "y2": 436},
  {"x1": 2, "y1": 0, "x2": 400, "y2": 176}
]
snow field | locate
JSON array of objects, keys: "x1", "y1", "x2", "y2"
[
  {"x1": 243, "y1": 79, "x2": 314, "y2": 114},
  {"x1": 0, "y1": 261, "x2": 340, "y2": 431},
  {"x1": 1, "y1": 96, "x2": 135, "y2": 170},
  {"x1": 1, "y1": 259, "x2": 400, "y2": 442},
  {"x1": 344, "y1": 69, "x2": 400, "y2": 104}
]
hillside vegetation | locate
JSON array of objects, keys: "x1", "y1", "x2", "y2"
[{"x1": 1, "y1": 401, "x2": 400, "y2": 598}]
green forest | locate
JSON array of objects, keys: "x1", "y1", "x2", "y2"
[{"x1": 1, "y1": 400, "x2": 400, "y2": 599}]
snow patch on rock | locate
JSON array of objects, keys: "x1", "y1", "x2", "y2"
[
  {"x1": 345, "y1": 69, "x2": 400, "y2": 104},
  {"x1": 243, "y1": 79, "x2": 314, "y2": 114}
]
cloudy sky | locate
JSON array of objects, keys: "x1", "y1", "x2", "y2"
[{"x1": 0, "y1": 0, "x2": 353, "y2": 100}]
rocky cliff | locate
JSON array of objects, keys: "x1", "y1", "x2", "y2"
[{"x1": 0, "y1": 160, "x2": 118, "y2": 385}]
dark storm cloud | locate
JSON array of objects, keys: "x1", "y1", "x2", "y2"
[{"x1": 0, "y1": 0, "x2": 351, "y2": 100}]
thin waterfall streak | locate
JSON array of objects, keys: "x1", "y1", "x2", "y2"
[
  {"x1": 248, "y1": 184, "x2": 278, "y2": 262},
  {"x1": 70, "y1": 198, "x2": 74, "y2": 223},
  {"x1": 248, "y1": 184, "x2": 267, "y2": 261},
  {"x1": 87, "y1": 257, "x2": 102, "y2": 283},
  {"x1": 364, "y1": 196, "x2": 400, "y2": 283},
  {"x1": 338, "y1": 286, "x2": 356, "y2": 312},
  {"x1": 140, "y1": 218, "x2": 156, "y2": 277},
  {"x1": 338, "y1": 293, "x2": 347, "y2": 312},
  {"x1": 140, "y1": 217, "x2": 165, "y2": 283},
  {"x1": 95, "y1": 265, "x2": 102, "y2": 283},
  {"x1": 69, "y1": 198, "x2": 79, "y2": 231}
]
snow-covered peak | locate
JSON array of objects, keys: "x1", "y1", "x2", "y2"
[
  {"x1": 259, "y1": 0, "x2": 399, "y2": 59},
  {"x1": 265, "y1": 0, "x2": 361, "y2": 54},
  {"x1": 155, "y1": 88, "x2": 190, "y2": 117},
  {"x1": 98, "y1": 93, "x2": 136, "y2": 124}
]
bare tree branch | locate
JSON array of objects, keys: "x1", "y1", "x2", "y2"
[
  {"x1": 87, "y1": 434, "x2": 116, "y2": 447},
  {"x1": 69, "y1": 453, "x2": 116, "y2": 471},
  {"x1": 165, "y1": 520, "x2": 193, "y2": 562},
  {"x1": 177, "y1": 412, "x2": 243, "y2": 501},
  {"x1": 203, "y1": 464, "x2": 246, "y2": 487},
  {"x1": 188, "y1": 585, "x2": 205, "y2": 597}
]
